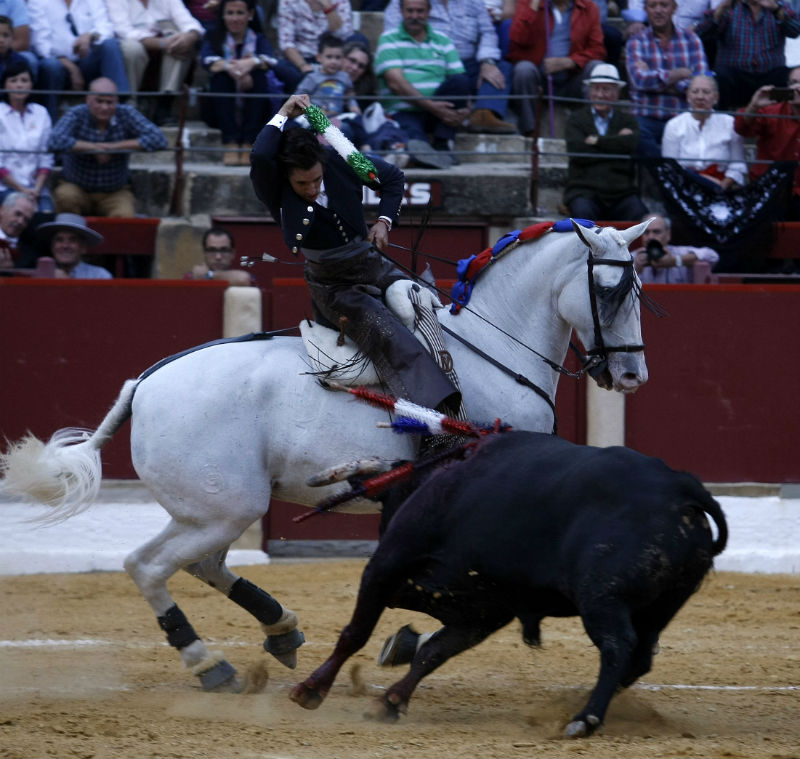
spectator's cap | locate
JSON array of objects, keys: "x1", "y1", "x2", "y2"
[
  {"x1": 38, "y1": 213, "x2": 104, "y2": 247},
  {"x1": 587, "y1": 64, "x2": 625, "y2": 87}
]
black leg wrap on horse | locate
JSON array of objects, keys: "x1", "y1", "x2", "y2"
[
  {"x1": 157, "y1": 604, "x2": 201, "y2": 650},
  {"x1": 229, "y1": 578, "x2": 283, "y2": 625}
]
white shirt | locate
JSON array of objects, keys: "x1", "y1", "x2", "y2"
[
  {"x1": 0, "y1": 226, "x2": 19, "y2": 248},
  {"x1": 28, "y1": 0, "x2": 114, "y2": 60},
  {"x1": 0, "y1": 102, "x2": 54, "y2": 189},
  {"x1": 661, "y1": 111, "x2": 748, "y2": 187},
  {"x1": 105, "y1": 0, "x2": 202, "y2": 42}
]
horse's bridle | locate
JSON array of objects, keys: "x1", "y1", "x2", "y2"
[{"x1": 577, "y1": 252, "x2": 646, "y2": 382}]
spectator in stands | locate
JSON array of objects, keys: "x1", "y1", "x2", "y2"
[
  {"x1": 38, "y1": 211, "x2": 111, "y2": 278},
  {"x1": 185, "y1": 226, "x2": 255, "y2": 284},
  {"x1": 0, "y1": 15, "x2": 25, "y2": 80},
  {"x1": 734, "y1": 66, "x2": 800, "y2": 219},
  {"x1": 661, "y1": 74, "x2": 747, "y2": 190},
  {"x1": 621, "y1": 0, "x2": 723, "y2": 70},
  {"x1": 626, "y1": 0, "x2": 709, "y2": 157},
  {"x1": 562, "y1": 64, "x2": 648, "y2": 221},
  {"x1": 28, "y1": 0, "x2": 131, "y2": 123},
  {"x1": 590, "y1": 0, "x2": 623, "y2": 70},
  {"x1": 296, "y1": 33, "x2": 360, "y2": 116},
  {"x1": 342, "y1": 39, "x2": 377, "y2": 111},
  {"x1": 339, "y1": 40, "x2": 410, "y2": 162},
  {"x1": 622, "y1": 0, "x2": 724, "y2": 34},
  {"x1": 47, "y1": 77, "x2": 167, "y2": 217},
  {"x1": 186, "y1": 0, "x2": 220, "y2": 32},
  {"x1": 695, "y1": 0, "x2": 800, "y2": 112},
  {"x1": 631, "y1": 213, "x2": 719, "y2": 282},
  {"x1": 275, "y1": 0, "x2": 357, "y2": 94},
  {"x1": 0, "y1": 191, "x2": 34, "y2": 268},
  {"x1": 200, "y1": 0, "x2": 282, "y2": 166},
  {"x1": 0, "y1": 60, "x2": 53, "y2": 213},
  {"x1": 507, "y1": 0, "x2": 606, "y2": 138},
  {"x1": 105, "y1": 0, "x2": 203, "y2": 125},
  {"x1": 295, "y1": 32, "x2": 368, "y2": 146},
  {"x1": 383, "y1": 0, "x2": 516, "y2": 134},
  {"x1": 374, "y1": 0, "x2": 471, "y2": 168},
  {"x1": 0, "y1": 1, "x2": 37, "y2": 76}
]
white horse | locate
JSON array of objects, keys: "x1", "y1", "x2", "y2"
[{"x1": 0, "y1": 219, "x2": 651, "y2": 691}]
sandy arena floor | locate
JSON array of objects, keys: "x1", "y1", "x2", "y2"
[{"x1": 1, "y1": 559, "x2": 799, "y2": 758}]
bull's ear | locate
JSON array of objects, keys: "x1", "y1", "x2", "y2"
[{"x1": 619, "y1": 218, "x2": 654, "y2": 246}]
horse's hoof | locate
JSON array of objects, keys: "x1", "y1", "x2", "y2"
[
  {"x1": 289, "y1": 680, "x2": 326, "y2": 709},
  {"x1": 264, "y1": 628, "x2": 305, "y2": 669},
  {"x1": 198, "y1": 659, "x2": 239, "y2": 692},
  {"x1": 564, "y1": 714, "x2": 601, "y2": 739}
]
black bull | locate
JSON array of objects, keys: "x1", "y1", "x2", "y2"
[{"x1": 291, "y1": 431, "x2": 728, "y2": 737}]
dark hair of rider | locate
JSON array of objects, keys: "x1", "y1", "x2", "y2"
[{"x1": 278, "y1": 127, "x2": 327, "y2": 176}]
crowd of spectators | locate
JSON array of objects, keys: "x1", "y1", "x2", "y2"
[{"x1": 0, "y1": 0, "x2": 799, "y2": 278}]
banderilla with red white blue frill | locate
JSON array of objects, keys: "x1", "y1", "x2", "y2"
[{"x1": 292, "y1": 383, "x2": 510, "y2": 522}]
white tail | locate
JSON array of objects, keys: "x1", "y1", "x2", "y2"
[{"x1": 0, "y1": 379, "x2": 140, "y2": 522}]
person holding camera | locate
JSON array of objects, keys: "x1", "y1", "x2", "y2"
[
  {"x1": 695, "y1": 0, "x2": 800, "y2": 111},
  {"x1": 632, "y1": 214, "x2": 719, "y2": 283},
  {"x1": 734, "y1": 66, "x2": 800, "y2": 219}
]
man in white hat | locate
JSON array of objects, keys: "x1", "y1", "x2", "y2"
[
  {"x1": 562, "y1": 63, "x2": 649, "y2": 221},
  {"x1": 37, "y1": 212, "x2": 111, "y2": 279}
]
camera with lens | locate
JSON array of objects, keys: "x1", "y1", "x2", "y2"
[{"x1": 645, "y1": 239, "x2": 666, "y2": 263}]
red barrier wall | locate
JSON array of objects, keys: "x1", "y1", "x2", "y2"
[
  {"x1": 2, "y1": 277, "x2": 797, "y2": 552},
  {"x1": 0, "y1": 279, "x2": 227, "y2": 478},
  {"x1": 626, "y1": 283, "x2": 800, "y2": 483}
]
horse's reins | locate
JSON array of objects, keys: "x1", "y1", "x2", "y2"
[
  {"x1": 382, "y1": 241, "x2": 610, "y2": 382},
  {"x1": 242, "y1": 234, "x2": 644, "y2": 430}
]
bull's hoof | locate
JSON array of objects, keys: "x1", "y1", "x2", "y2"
[
  {"x1": 363, "y1": 694, "x2": 404, "y2": 722},
  {"x1": 289, "y1": 679, "x2": 327, "y2": 710},
  {"x1": 564, "y1": 714, "x2": 601, "y2": 739},
  {"x1": 264, "y1": 627, "x2": 305, "y2": 669}
]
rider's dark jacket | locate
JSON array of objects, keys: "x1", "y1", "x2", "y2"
[{"x1": 250, "y1": 120, "x2": 460, "y2": 412}]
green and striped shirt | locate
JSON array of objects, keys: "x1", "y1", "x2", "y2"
[{"x1": 374, "y1": 24, "x2": 465, "y2": 114}]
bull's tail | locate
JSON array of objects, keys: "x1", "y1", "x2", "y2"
[
  {"x1": 695, "y1": 488, "x2": 728, "y2": 557},
  {"x1": 0, "y1": 379, "x2": 140, "y2": 522}
]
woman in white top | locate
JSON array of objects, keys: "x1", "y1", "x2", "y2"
[
  {"x1": 0, "y1": 60, "x2": 54, "y2": 212},
  {"x1": 661, "y1": 74, "x2": 747, "y2": 190}
]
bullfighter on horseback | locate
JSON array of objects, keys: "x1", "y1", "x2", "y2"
[{"x1": 250, "y1": 93, "x2": 461, "y2": 415}]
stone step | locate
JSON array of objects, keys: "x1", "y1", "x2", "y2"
[
  {"x1": 151, "y1": 123, "x2": 537, "y2": 166},
  {"x1": 129, "y1": 158, "x2": 536, "y2": 218}
]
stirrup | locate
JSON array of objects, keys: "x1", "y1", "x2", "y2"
[{"x1": 377, "y1": 624, "x2": 420, "y2": 667}]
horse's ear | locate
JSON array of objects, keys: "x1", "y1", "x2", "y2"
[
  {"x1": 570, "y1": 219, "x2": 594, "y2": 250},
  {"x1": 619, "y1": 218, "x2": 655, "y2": 246}
]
